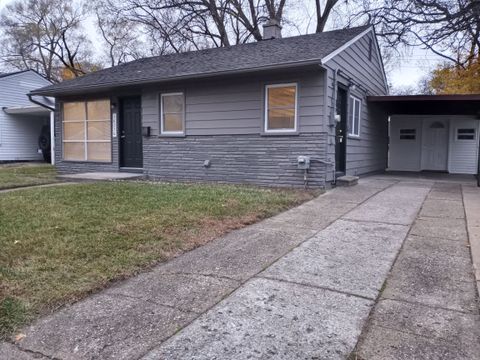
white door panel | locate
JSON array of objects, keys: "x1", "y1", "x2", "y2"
[{"x1": 421, "y1": 120, "x2": 448, "y2": 171}]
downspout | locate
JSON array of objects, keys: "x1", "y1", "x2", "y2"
[{"x1": 330, "y1": 68, "x2": 339, "y2": 185}]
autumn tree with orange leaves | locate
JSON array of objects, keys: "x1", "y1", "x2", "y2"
[{"x1": 429, "y1": 58, "x2": 480, "y2": 94}]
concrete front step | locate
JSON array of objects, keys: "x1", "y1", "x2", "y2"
[{"x1": 336, "y1": 175, "x2": 359, "y2": 187}]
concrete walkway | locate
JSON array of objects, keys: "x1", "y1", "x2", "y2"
[
  {"x1": 2, "y1": 176, "x2": 479, "y2": 359},
  {"x1": 353, "y1": 181, "x2": 480, "y2": 359}
]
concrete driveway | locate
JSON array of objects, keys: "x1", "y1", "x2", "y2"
[{"x1": 2, "y1": 175, "x2": 480, "y2": 359}]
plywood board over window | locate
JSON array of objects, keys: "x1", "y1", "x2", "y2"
[{"x1": 62, "y1": 100, "x2": 112, "y2": 162}]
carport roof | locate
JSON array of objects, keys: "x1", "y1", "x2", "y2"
[
  {"x1": 368, "y1": 94, "x2": 480, "y2": 116},
  {"x1": 2, "y1": 105, "x2": 50, "y2": 116}
]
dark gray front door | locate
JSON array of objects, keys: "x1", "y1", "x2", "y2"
[
  {"x1": 120, "y1": 97, "x2": 143, "y2": 168},
  {"x1": 335, "y1": 87, "x2": 347, "y2": 175}
]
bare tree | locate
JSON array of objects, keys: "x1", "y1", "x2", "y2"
[
  {"x1": 92, "y1": 0, "x2": 146, "y2": 66},
  {"x1": 0, "y1": 0, "x2": 96, "y2": 82},
  {"x1": 356, "y1": 0, "x2": 480, "y2": 67},
  {"x1": 122, "y1": 0, "x2": 289, "y2": 54},
  {"x1": 315, "y1": 0, "x2": 341, "y2": 33},
  {"x1": 390, "y1": 75, "x2": 433, "y2": 95}
]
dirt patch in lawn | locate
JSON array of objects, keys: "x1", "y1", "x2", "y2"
[{"x1": 0, "y1": 181, "x2": 318, "y2": 339}]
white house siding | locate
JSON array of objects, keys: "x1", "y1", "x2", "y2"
[
  {"x1": 324, "y1": 31, "x2": 389, "y2": 179},
  {"x1": 0, "y1": 71, "x2": 51, "y2": 161},
  {"x1": 389, "y1": 115, "x2": 479, "y2": 175}
]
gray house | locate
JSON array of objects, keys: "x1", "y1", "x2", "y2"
[{"x1": 31, "y1": 25, "x2": 389, "y2": 187}]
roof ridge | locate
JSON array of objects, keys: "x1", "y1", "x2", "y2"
[
  {"x1": 130, "y1": 25, "x2": 371, "y2": 64},
  {"x1": 80, "y1": 25, "x2": 371, "y2": 76}
]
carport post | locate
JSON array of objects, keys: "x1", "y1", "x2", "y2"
[{"x1": 50, "y1": 111, "x2": 55, "y2": 165}]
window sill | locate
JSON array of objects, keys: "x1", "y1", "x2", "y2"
[
  {"x1": 347, "y1": 135, "x2": 361, "y2": 140},
  {"x1": 61, "y1": 160, "x2": 113, "y2": 164},
  {"x1": 158, "y1": 133, "x2": 186, "y2": 138},
  {"x1": 261, "y1": 131, "x2": 299, "y2": 137}
]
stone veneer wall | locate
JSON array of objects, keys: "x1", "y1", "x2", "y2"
[{"x1": 143, "y1": 133, "x2": 328, "y2": 188}]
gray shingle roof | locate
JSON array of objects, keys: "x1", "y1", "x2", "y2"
[{"x1": 32, "y1": 26, "x2": 370, "y2": 96}]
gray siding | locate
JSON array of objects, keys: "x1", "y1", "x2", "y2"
[
  {"x1": 325, "y1": 31, "x2": 389, "y2": 178},
  {"x1": 54, "y1": 70, "x2": 329, "y2": 187},
  {"x1": 0, "y1": 71, "x2": 51, "y2": 161},
  {"x1": 144, "y1": 133, "x2": 327, "y2": 188},
  {"x1": 142, "y1": 70, "x2": 326, "y2": 136},
  {"x1": 139, "y1": 70, "x2": 329, "y2": 187}
]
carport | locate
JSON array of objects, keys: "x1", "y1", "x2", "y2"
[
  {"x1": 368, "y1": 94, "x2": 480, "y2": 186},
  {"x1": 2, "y1": 101, "x2": 55, "y2": 164}
]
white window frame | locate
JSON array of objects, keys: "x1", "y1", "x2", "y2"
[
  {"x1": 160, "y1": 92, "x2": 185, "y2": 135},
  {"x1": 264, "y1": 83, "x2": 298, "y2": 133},
  {"x1": 348, "y1": 96, "x2": 361, "y2": 137}
]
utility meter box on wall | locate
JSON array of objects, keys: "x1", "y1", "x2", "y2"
[{"x1": 297, "y1": 156, "x2": 311, "y2": 170}]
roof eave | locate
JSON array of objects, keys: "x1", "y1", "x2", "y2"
[
  {"x1": 320, "y1": 26, "x2": 373, "y2": 64},
  {"x1": 368, "y1": 94, "x2": 480, "y2": 102},
  {"x1": 31, "y1": 60, "x2": 324, "y2": 97}
]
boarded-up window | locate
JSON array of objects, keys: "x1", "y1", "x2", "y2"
[
  {"x1": 62, "y1": 100, "x2": 111, "y2": 162},
  {"x1": 348, "y1": 96, "x2": 361, "y2": 137},
  {"x1": 457, "y1": 128, "x2": 475, "y2": 140},
  {"x1": 161, "y1": 93, "x2": 185, "y2": 134},
  {"x1": 400, "y1": 128, "x2": 416, "y2": 140},
  {"x1": 265, "y1": 83, "x2": 297, "y2": 132}
]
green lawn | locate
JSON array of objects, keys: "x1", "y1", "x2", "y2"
[
  {"x1": 0, "y1": 163, "x2": 57, "y2": 190},
  {"x1": 0, "y1": 182, "x2": 317, "y2": 339}
]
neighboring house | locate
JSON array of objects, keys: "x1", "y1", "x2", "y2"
[
  {"x1": 0, "y1": 70, "x2": 54, "y2": 163},
  {"x1": 30, "y1": 24, "x2": 480, "y2": 187}
]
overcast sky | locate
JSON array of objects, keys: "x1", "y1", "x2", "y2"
[{"x1": 0, "y1": 0, "x2": 444, "y2": 90}]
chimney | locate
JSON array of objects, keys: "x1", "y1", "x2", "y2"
[{"x1": 262, "y1": 19, "x2": 282, "y2": 40}]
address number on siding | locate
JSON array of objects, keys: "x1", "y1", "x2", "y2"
[{"x1": 112, "y1": 113, "x2": 117, "y2": 138}]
